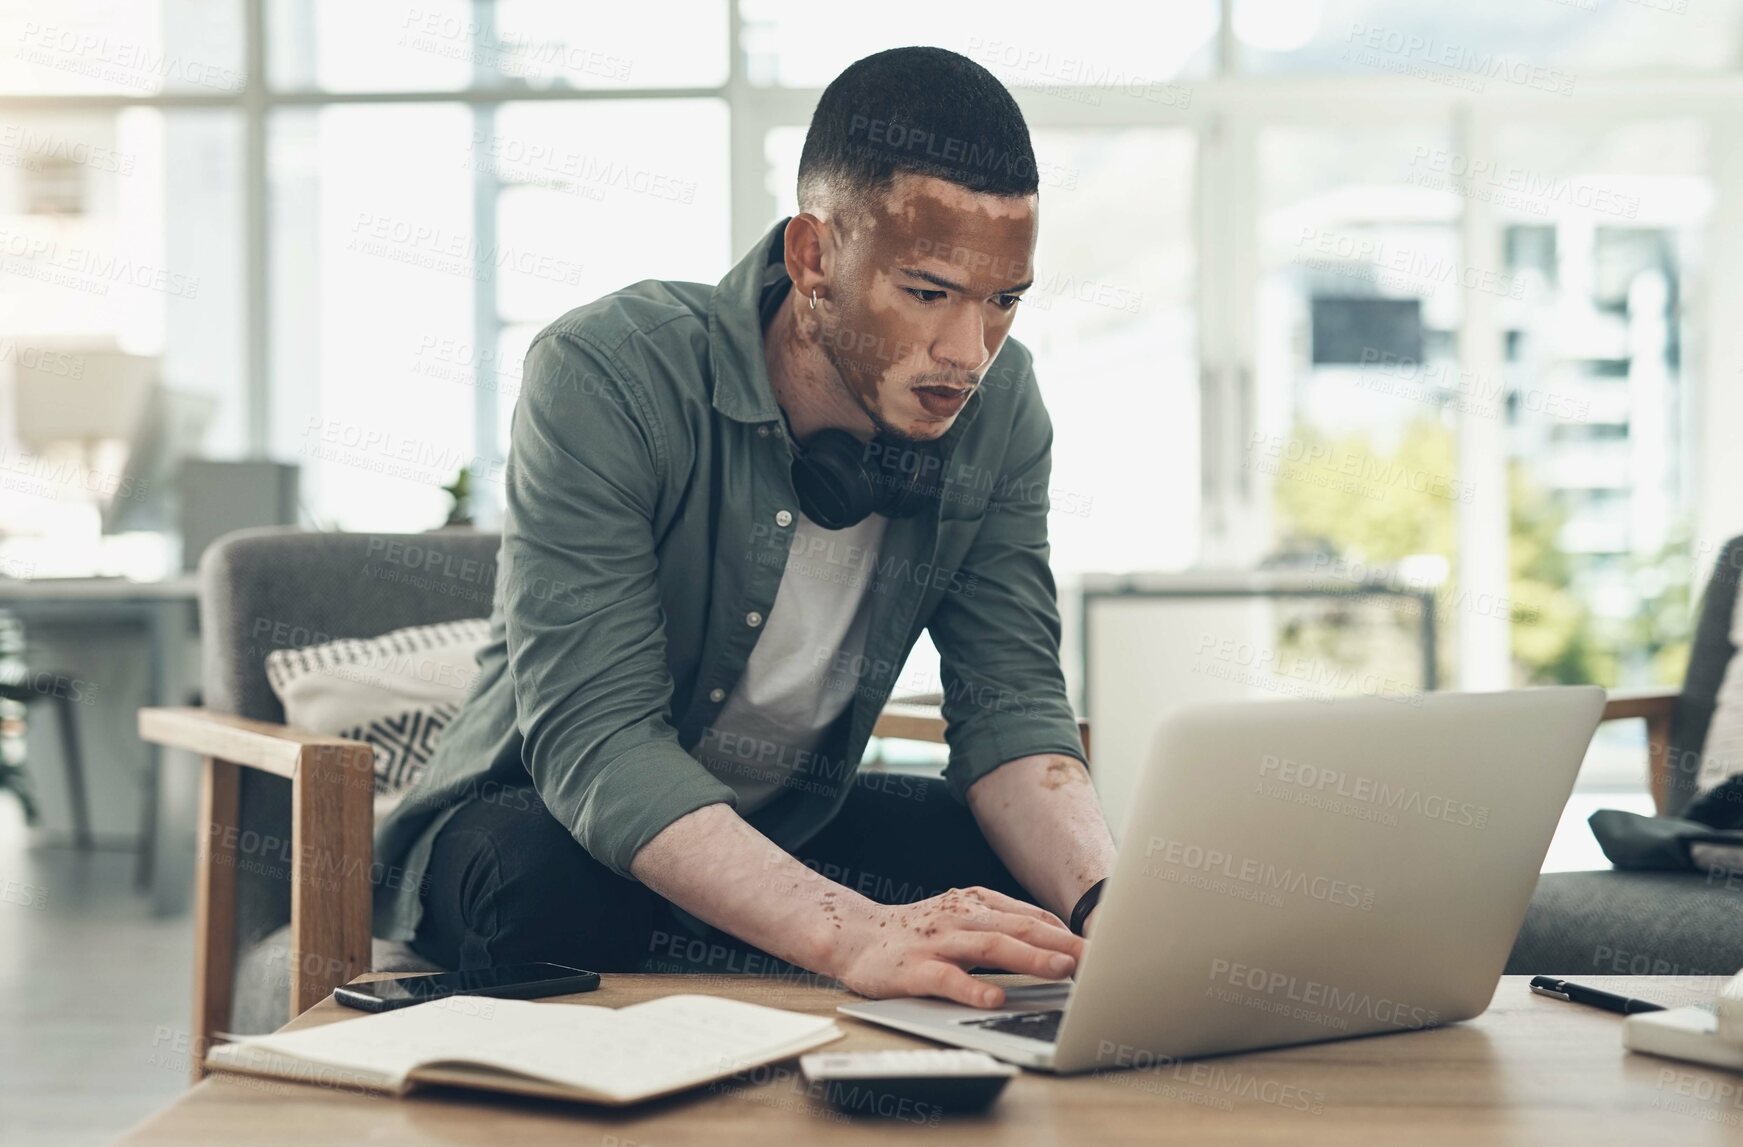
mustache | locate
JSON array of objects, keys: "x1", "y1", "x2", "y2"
[{"x1": 911, "y1": 375, "x2": 979, "y2": 391}]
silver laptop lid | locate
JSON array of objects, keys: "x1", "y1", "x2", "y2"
[{"x1": 1051, "y1": 686, "x2": 1604, "y2": 1073}]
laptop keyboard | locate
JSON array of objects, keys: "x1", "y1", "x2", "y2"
[{"x1": 958, "y1": 1009, "x2": 1064, "y2": 1043}]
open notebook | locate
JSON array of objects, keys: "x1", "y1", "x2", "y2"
[{"x1": 205, "y1": 993, "x2": 844, "y2": 1106}]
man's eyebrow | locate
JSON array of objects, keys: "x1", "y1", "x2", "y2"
[{"x1": 898, "y1": 266, "x2": 1033, "y2": 294}]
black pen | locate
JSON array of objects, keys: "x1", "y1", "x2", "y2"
[{"x1": 1529, "y1": 976, "x2": 1666, "y2": 1015}]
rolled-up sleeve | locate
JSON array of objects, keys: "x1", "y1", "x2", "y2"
[
  {"x1": 504, "y1": 331, "x2": 737, "y2": 878},
  {"x1": 929, "y1": 369, "x2": 1088, "y2": 803}
]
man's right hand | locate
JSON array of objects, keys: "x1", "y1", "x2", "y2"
[{"x1": 826, "y1": 886, "x2": 1084, "y2": 1009}]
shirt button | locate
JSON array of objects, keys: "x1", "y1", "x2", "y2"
[
  {"x1": 775, "y1": 509, "x2": 793, "y2": 527},
  {"x1": 745, "y1": 611, "x2": 763, "y2": 628},
  {"x1": 708, "y1": 688, "x2": 726, "y2": 702},
  {"x1": 757, "y1": 425, "x2": 770, "y2": 437}
]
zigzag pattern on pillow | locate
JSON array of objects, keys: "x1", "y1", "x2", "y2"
[
  {"x1": 342, "y1": 703, "x2": 462, "y2": 794},
  {"x1": 262, "y1": 617, "x2": 490, "y2": 805}
]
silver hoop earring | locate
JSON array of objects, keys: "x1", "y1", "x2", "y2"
[{"x1": 809, "y1": 289, "x2": 818, "y2": 310}]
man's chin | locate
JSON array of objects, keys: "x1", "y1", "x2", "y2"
[{"x1": 878, "y1": 416, "x2": 952, "y2": 444}]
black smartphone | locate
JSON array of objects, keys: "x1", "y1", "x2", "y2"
[{"x1": 333, "y1": 962, "x2": 600, "y2": 1013}]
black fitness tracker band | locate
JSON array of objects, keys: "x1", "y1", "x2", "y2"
[{"x1": 1069, "y1": 878, "x2": 1107, "y2": 937}]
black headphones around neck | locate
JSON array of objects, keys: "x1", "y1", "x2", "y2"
[{"x1": 789, "y1": 427, "x2": 941, "y2": 530}]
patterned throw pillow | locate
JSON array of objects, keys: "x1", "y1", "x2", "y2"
[{"x1": 264, "y1": 619, "x2": 490, "y2": 818}]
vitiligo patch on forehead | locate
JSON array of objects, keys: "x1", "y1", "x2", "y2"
[
  {"x1": 866, "y1": 178, "x2": 1037, "y2": 289},
  {"x1": 881, "y1": 173, "x2": 1037, "y2": 223}
]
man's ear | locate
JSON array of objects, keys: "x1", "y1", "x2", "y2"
[{"x1": 783, "y1": 212, "x2": 831, "y2": 304}]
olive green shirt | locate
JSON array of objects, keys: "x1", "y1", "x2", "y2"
[{"x1": 372, "y1": 216, "x2": 1087, "y2": 942}]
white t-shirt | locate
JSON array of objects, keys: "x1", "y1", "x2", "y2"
[{"x1": 690, "y1": 508, "x2": 888, "y2": 813}]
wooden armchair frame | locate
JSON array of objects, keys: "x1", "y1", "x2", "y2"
[
  {"x1": 1598, "y1": 688, "x2": 1680, "y2": 815},
  {"x1": 141, "y1": 699, "x2": 1091, "y2": 1082}
]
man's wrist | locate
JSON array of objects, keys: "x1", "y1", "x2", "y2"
[
  {"x1": 1068, "y1": 878, "x2": 1107, "y2": 937},
  {"x1": 801, "y1": 888, "x2": 878, "y2": 977}
]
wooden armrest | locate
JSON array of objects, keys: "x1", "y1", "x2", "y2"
[
  {"x1": 1600, "y1": 689, "x2": 1678, "y2": 722},
  {"x1": 872, "y1": 702, "x2": 951, "y2": 744},
  {"x1": 1596, "y1": 689, "x2": 1680, "y2": 815},
  {"x1": 139, "y1": 706, "x2": 373, "y2": 1080},
  {"x1": 138, "y1": 706, "x2": 367, "y2": 779}
]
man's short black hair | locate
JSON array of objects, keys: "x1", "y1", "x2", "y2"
[{"x1": 797, "y1": 46, "x2": 1038, "y2": 227}]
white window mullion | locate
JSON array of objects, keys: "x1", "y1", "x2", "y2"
[
  {"x1": 243, "y1": 0, "x2": 268, "y2": 457},
  {"x1": 1454, "y1": 103, "x2": 1512, "y2": 690}
]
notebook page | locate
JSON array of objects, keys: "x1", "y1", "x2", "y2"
[
  {"x1": 207, "y1": 997, "x2": 610, "y2": 1088},
  {"x1": 473, "y1": 995, "x2": 840, "y2": 1101}
]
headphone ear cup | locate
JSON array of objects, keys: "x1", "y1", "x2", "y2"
[{"x1": 790, "y1": 428, "x2": 877, "y2": 530}]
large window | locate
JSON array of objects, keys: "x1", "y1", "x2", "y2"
[
  {"x1": 1492, "y1": 118, "x2": 1710, "y2": 694},
  {"x1": 267, "y1": 98, "x2": 728, "y2": 528},
  {"x1": 5, "y1": 2, "x2": 1740, "y2": 789}
]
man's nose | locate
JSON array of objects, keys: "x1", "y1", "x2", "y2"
[{"x1": 933, "y1": 305, "x2": 987, "y2": 372}]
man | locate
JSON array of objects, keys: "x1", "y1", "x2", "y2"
[{"x1": 374, "y1": 46, "x2": 1116, "y2": 1011}]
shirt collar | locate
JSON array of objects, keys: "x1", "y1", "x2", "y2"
[
  {"x1": 706, "y1": 216, "x2": 791, "y2": 424},
  {"x1": 706, "y1": 214, "x2": 985, "y2": 446}
]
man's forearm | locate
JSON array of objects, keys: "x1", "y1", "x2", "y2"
[
  {"x1": 628, "y1": 802, "x2": 862, "y2": 974},
  {"x1": 628, "y1": 798, "x2": 1087, "y2": 1006},
  {"x1": 966, "y1": 753, "x2": 1116, "y2": 921}
]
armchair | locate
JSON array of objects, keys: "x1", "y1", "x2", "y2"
[
  {"x1": 139, "y1": 527, "x2": 503, "y2": 1077},
  {"x1": 1507, "y1": 534, "x2": 1743, "y2": 976}
]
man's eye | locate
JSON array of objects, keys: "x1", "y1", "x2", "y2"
[
  {"x1": 904, "y1": 287, "x2": 946, "y2": 303},
  {"x1": 995, "y1": 294, "x2": 1023, "y2": 310}
]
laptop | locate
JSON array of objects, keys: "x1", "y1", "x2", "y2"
[{"x1": 840, "y1": 687, "x2": 1606, "y2": 1073}]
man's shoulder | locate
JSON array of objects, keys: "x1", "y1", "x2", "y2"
[
  {"x1": 519, "y1": 278, "x2": 720, "y2": 429},
  {"x1": 532, "y1": 276, "x2": 713, "y2": 363}
]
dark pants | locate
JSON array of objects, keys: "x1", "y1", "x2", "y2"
[{"x1": 409, "y1": 773, "x2": 1033, "y2": 975}]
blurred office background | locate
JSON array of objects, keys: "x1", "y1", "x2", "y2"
[
  {"x1": 6, "y1": 1, "x2": 1743, "y2": 857},
  {"x1": 2, "y1": 1, "x2": 1742, "y2": 1138}
]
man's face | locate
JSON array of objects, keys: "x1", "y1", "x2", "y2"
[{"x1": 819, "y1": 174, "x2": 1038, "y2": 442}]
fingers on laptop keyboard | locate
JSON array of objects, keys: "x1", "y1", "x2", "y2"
[
  {"x1": 954, "y1": 887, "x2": 1070, "y2": 931},
  {"x1": 940, "y1": 931, "x2": 1077, "y2": 981},
  {"x1": 953, "y1": 907, "x2": 1084, "y2": 962},
  {"x1": 920, "y1": 961, "x2": 1006, "y2": 1009}
]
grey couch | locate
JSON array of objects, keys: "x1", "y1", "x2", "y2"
[{"x1": 1505, "y1": 535, "x2": 1743, "y2": 978}]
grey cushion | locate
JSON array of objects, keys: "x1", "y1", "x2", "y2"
[
  {"x1": 1506, "y1": 870, "x2": 1743, "y2": 977},
  {"x1": 198, "y1": 527, "x2": 501, "y2": 1033}
]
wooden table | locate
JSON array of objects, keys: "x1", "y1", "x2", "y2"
[{"x1": 115, "y1": 975, "x2": 1742, "y2": 1145}]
